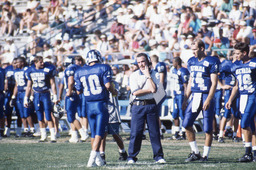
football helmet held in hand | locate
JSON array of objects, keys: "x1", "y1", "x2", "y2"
[{"x1": 53, "y1": 104, "x2": 64, "y2": 119}]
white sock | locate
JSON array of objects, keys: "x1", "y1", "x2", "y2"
[
  {"x1": 24, "y1": 128, "x2": 29, "y2": 132},
  {"x1": 219, "y1": 130, "x2": 224, "y2": 137},
  {"x1": 242, "y1": 134, "x2": 245, "y2": 142},
  {"x1": 100, "y1": 151, "x2": 104, "y2": 154},
  {"x1": 189, "y1": 141, "x2": 199, "y2": 154},
  {"x1": 181, "y1": 127, "x2": 186, "y2": 132},
  {"x1": 40, "y1": 128, "x2": 47, "y2": 139},
  {"x1": 119, "y1": 148, "x2": 126, "y2": 153},
  {"x1": 244, "y1": 142, "x2": 252, "y2": 147},
  {"x1": 203, "y1": 146, "x2": 211, "y2": 158},
  {"x1": 71, "y1": 130, "x2": 78, "y2": 139},
  {"x1": 253, "y1": 146, "x2": 256, "y2": 151}
]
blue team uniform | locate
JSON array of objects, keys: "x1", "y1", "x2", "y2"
[
  {"x1": 26, "y1": 63, "x2": 56, "y2": 121},
  {"x1": 183, "y1": 56, "x2": 220, "y2": 133},
  {"x1": 0, "y1": 68, "x2": 5, "y2": 119},
  {"x1": 4, "y1": 65, "x2": 16, "y2": 116},
  {"x1": 220, "y1": 60, "x2": 240, "y2": 119},
  {"x1": 14, "y1": 67, "x2": 33, "y2": 119},
  {"x1": 171, "y1": 67, "x2": 189, "y2": 120},
  {"x1": 231, "y1": 58, "x2": 256, "y2": 132},
  {"x1": 155, "y1": 62, "x2": 167, "y2": 89},
  {"x1": 63, "y1": 64, "x2": 83, "y2": 123},
  {"x1": 75, "y1": 63, "x2": 112, "y2": 138}
]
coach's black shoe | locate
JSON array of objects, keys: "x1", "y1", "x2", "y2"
[
  {"x1": 238, "y1": 153, "x2": 253, "y2": 162},
  {"x1": 178, "y1": 132, "x2": 186, "y2": 140},
  {"x1": 119, "y1": 151, "x2": 128, "y2": 161},
  {"x1": 218, "y1": 137, "x2": 225, "y2": 143},
  {"x1": 100, "y1": 153, "x2": 106, "y2": 165},
  {"x1": 200, "y1": 156, "x2": 208, "y2": 162},
  {"x1": 185, "y1": 152, "x2": 201, "y2": 162},
  {"x1": 142, "y1": 134, "x2": 146, "y2": 140}
]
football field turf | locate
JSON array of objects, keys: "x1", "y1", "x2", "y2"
[{"x1": 0, "y1": 132, "x2": 255, "y2": 169}]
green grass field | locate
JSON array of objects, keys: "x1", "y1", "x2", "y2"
[{"x1": 0, "y1": 132, "x2": 255, "y2": 170}]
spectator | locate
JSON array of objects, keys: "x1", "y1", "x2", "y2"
[
  {"x1": 32, "y1": 6, "x2": 49, "y2": 34},
  {"x1": 200, "y1": 1, "x2": 214, "y2": 20},
  {"x1": 19, "y1": 9, "x2": 37, "y2": 35},
  {"x1": 236, "y1": 20, "x2": 253, "y2": 44},
  {"x1": 132, "y1": 0, "x2": 145, "y2": 20},
  {"x1": 110, "y1": 18, "x2": 125, "y2": 37},
  {"x1": 217, "y1": 0, "x2": 233, "y2": 20},
  {"x1": 26, "y1": 0, "x2": 40, "y2": 12},
  {"x1": 229, "y1": 2, "x2": 241, "y2": 23},
  {"x1": 189, "y1": 13, "x2": 201, "y2": 34},
  {"x1": 242, "y1": 1, "x2": 256, "y2": 27},
  {"x1": 26, "y1": 31, "x2": 44, "y2": 55},
  {"x1": 96, "y1": 34, "x2": 110, "y2": 57},
  {"x1": 43, "y1": 43, "x2": 54, "y2": 63},
  {"x1": 249, "y1": 28, "x2": 256, "y2": 53},
  {"x1": 1, "y1": 1, "x2": 17, "y2": 36}
]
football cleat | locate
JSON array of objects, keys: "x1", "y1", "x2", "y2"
[
  {"x1": 95, "y1": 152, "x2": 105, "y2": 166},
  {"x1": 225, "y1": 128, "x2": 233, "y2": 138},
  {"x1": 100, "y1": 153, "x2": 106, "y2": 165},
  {"x1": 232, "y1": 136, "x2": 240, "y2": 142},
  {"x1": 185, "y1": 152, "x2": 201, "y2": 162},
  {"x1": 142, "y1": 134, "x2": 146, "y2": 140},
  {"x1": 172, "y1": 131, "x2": 180, "y2": 140},
  {"x1": 213, "y1": 134, "x2": 218, "y2": 141},
  {"x1": 238, "y1": 153, "x2": 253, "y2": 162},
  {"x1": 200, "y1": 156, "x2": 208, "y2": 162},
  {"x1": 156, "y1": 158, "x2": 166, "y2": 164},
  {"x1": 119, "y1": 151, "x2": 128, "y2": 161},
  {"x1": 160, "y1": 134, "x2": 164, "y2": 140},
  {"x1": 218, "y1": 137, "x2": 225, "y2": 143}
]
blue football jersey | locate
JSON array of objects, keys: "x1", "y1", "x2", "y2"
[
  {"x1": 155, "y1": 62, "x2": 167, "y2": 89},
  {"x1": 63, "y1": 64, "x2": 81, "y2": 91},
  {"x1": 74, "y1": 63, "x2": 112, "y2": 102},
  {"x1": 14, "y1": 67, "x2": 29, "y2": 92},
  {"x1": 0, "y1": 67, "x2": 5, "y2": 91},
  {"x1": 187, "y1": 56, "x2": 220, "y2": 93},
  {"x1": 5, "y1": 65, "x2": 16, "y2": 91},
  {"x1": 220, "y1": 60, "x2": 236, "y2": 86},
  {"x1": 26, "y1": 63, "x2": 56, "y2": 92},
  {"x1": 172, "y1": 67, "x2": 190, "y2": 95},
  {"x1": 232, "y1": 57, "x2": 256, "y2": 94}
]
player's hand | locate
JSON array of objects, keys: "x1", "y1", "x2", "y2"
[
  {"x1": 225, "y1": 100, "x2": 232, "y2": 109},
  {"x1": 52, "y1": 94, "x2": 58, "y2": 105},
  {"x1": 9, "y1": 96, "x2": 16, "y2": 107},
  {"x1": 202, "y1": 99, "x2": 210, "y2": 111},
  {"x1": 66, "y1": 91, "x2": 72, "y2": 97},
  {"x1": 142, "y1": 65, "x2": 151, "y2": 78}
]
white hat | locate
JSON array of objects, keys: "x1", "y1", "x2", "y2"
[
  {"x1": 149, "y1": 39, "x2": 157, "y2": 46},
  {"x1": 151, "y1": 0, "x2": 158, "y2": 3},
  {"x1": 187, "y1": 35, "x2": 193, "y2": 38},
  {"x1": 239, "y1": 20, "x2": 246, "y2": 26},
  {"x1": 117, "y1": 8, "x2": 123, "y2": 13},
  {"x1": 243, "y1": 2, "x2": 249, "y2": 7},
  {"x1": 155, "y1": 28, "x2": 161, "y2": 34},
  {"x1": 108, "y1": 34, "x2": 115, "y2": 41},
  {"x1": 180, "y1": 35, "x2": 186, "y2": 38},
  {"x1": 225, "y1": 21, "x2": 231, "y2": 25},
  {"x1": 127, "y1": 5, "x2": 133, "y2": 9}
]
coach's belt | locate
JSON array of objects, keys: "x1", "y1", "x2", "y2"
[{"x1": 133, "y1": 99, "x2": 156, "y2": 106}]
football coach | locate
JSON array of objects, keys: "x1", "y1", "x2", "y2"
[{"x1": 127, "y1": 53, "x2": 166, "y2": 164}]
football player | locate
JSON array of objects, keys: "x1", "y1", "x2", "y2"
[
  {"x1": 75, "y1": 50, "x2": 117, "y2": 167},
  {"x1": 182, "y1": 39, "x2": 220, "y2": 162},
  {"x1": 218, "y1": 55, "x2": 240, "y2": 143},
  {"x1": 11, "y1": 57, "x2": 35, "y2": 136},
  {"x1": 61, "y1": 56, "x2": 89, "y2": 143},
  {"x1": 151, "y1": 55, "x2": 167, "y2": 139},
  {"x1": 25, "y1": 56, "x2": 58, "y2": 142},
  {"x1": 171, "y1": 56, "x2": 189, "y2": 140},
  {"x1": 4, "y1": 58, "x2": 22, "y2": 137},
  {"x1": 0, "y1": 65, "x2": 5, "y2": 139},
  {"x1": 226, "y1": 42, "x2": 256, "y2": 162}
]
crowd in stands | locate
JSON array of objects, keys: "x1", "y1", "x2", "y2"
[{"x1": 0, "y1": 0, "x2": 256, "y2": 98}]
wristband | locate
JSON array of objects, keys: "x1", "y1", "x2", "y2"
[
  {"x1": 146, "y1": 76, "x2": 152, "y2": 79},
  {"x1": 30, "y1": 96, "x2": 34, "y2": 102},
  {"x1": 53, "y1": 94, "x2": 58, "y2": 102},
  {"x1": 11, "y1": 95, "x2": 16, "y2": 99}
]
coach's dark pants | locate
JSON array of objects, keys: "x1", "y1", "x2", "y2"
[{"x1": 128, "y1": 103, "x2": 164, "y2": 161}]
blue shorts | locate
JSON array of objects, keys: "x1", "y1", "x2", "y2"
[
  {"x1": 172, "y1": 94, "x2": 185, "y2": 120},
  {"x1": 86, "y1": 101, "x2": 109, "y2": 138},
  {"x1": 223, "y1": 89, "x2": 240, "y2": 119},
  {"x1": 214, "y1": 90, "x2": 222, "y2": 116},
  {"x1": 183, "y1": 93, "x2": 215, "y2": 133},
  {"x1": 105, "y1": 123, "x2": 120, "y2": 135},
  {"x1": 0, "y1": 92, "x2": 4, "y2": 119},
  {"x1": 16, "y1": 92, "x2": 32, "y2": 118},
  {"x1": 65, "y1": 93, "x2": 80, "y2": 123},
  {"x1": 240, "y1": 94, "x2": 256, "y2": 132},
  {"x1": 33, "y1": 92, "x2": 52, "y2": 121}
]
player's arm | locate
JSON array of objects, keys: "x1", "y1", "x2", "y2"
[
  {"x1": 203, "y1": 73, "x2": 218, "y2": 111},
  {"x1": 182, "y1": 76, "x2": 192, "y2": 110},
  {"x1": 4, "y1": 78, "x2": 8, "y2": 91},
  {"x1": 58, "y1": 83, "x2": 64, "y2": 101},
  {"x1": 24, "y1": 80, "x2": 32, "y2": 108},
  {"x1": 10, "y1": 83, "x2": 18, "y2": 107},
  {"x1": 66, "y1": 76, "x2": 74, "y2": 97},
  {"x1": 50, "y1": 77, "x2": 58, "y2": 104},
  {"x1": 159, "y1": 72, "x2": 165, "y2": 85},
  {"x1": 225, "y1": 80, "x2": 238, "y2": 109}
]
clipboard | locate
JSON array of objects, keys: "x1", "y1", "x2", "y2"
[{"x1": 153, "y1": 83, "x2": 166, "y2": 105}]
